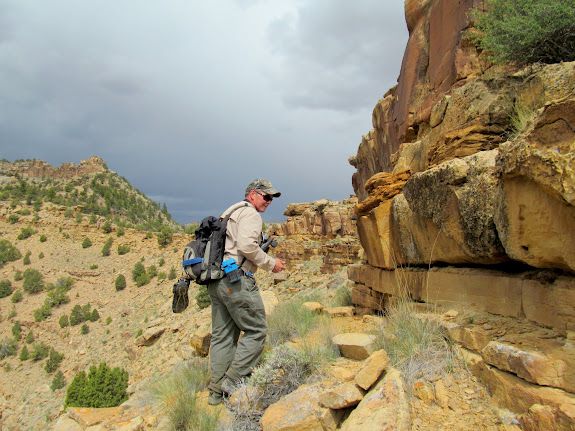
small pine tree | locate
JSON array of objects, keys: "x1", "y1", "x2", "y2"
[
  {"x1": 51, "y1": 371, "x2": 66, "y2": 391},
  {"x1": 115, "y1": 274, "x2": 126, "y2": 291},
  {"x1": 81, "y1": 237, "x2": 92, "y2": 249},
  {"x1": 102, "y1": 221, "x2": 112, "y2": 234},
  {"x1": 25, "y1": 330, "x2": 34, "y2": 344},
  {"x1": 90, "y1": 309, "x2": 100, "y2": 322},
  {"x1": 59, "y1": 315, "x2": 69, "y2": 328},
  {"x1": 195, "y1": 285, "x2": 211, "y2": 309},
  {"x1": 45, "y1": 348, "x2": 64, "y2": 373},
  {"x1": 101, "y1": 237, "x2": 113, "y2": 257},
  {"x1": 64, "y1": 362, "x2": 129, "y2": 408},
  {"x1": 168, "y1": 267, "x2": 177, "y2": 280},
  {"x1": 0, "y1": 280, "x2": 12, "y2": 298},
  {"x1": 12, "y1": 321, "x2": 21, "y2": 340},
  {"x1": 11, "y1": 290, "x2": 22, "y2": 303},
  {"x1": 19, "y1": 345, "x2": 30, "y2": 361}
]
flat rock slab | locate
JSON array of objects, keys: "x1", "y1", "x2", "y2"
[
  {"x1": 261, "y1": 381, "x2": 344, "y2": 431},
  {"x1": 67, "y1": 407, "x2": 124, "y2": 428},
  {"x1": 332, "y1": 333, "x2": 376, "y2": 360},
  {"x1": 355, "y1": 349, "x2": 390, "y2": 390},
  {"x1": 319, "y1": 382, "x2": 365, "y2": 409}
]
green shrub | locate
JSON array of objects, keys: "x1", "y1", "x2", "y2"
[
  {"x1": 51, "y1": 371, "x2": 66, "y2": 391},
  {"x1": 0, "y1": 338, "x2": 18, "y2": 359},
  {"x1": 22, "y1": 251, "x2": 31, "y2": 265},
  {"x1": 75, "y1": 213, "x2": 83, "y2": 223},
  {"x1": 46, "y1": 288, "x2": 70, "y2": 308},
  {"x1": 106, "y1": 316, "x2": 112, "y2": 325},
  {"x1": 39, "y1": 234, "x2": 47, "y2": 243},
  {"x1": 81, "y1": 237, "x2": 92, "y2": 249},
  {"x1": 168, "y1": 267, "x2": 177, "y2": 280},
  {"x1": 89, "y1": 214, "x2": 97, "y2": 224},
  {"x1": 30, "y1": 342, "x2": 50, "y2": 361},
  {"x1": 59, "y1": 315, "x2": 70, "y2": 328},
  {"x1": 14, "y1": 271, "x2": 23, "y2": 281},
  {"x1": 101, "y1": 237, "x2": 113, "y2": 257},
  {"x1": 102, "y1": 221, "x2": 112, "y2": 234},
  {"x1": 17, "y1": 227, "x2": 37, "y2": 240},
  {"x1": 34, "y1": 304, "x2": 52, "y2": 322},
  {"x1": 81, "y1": 324, "x2": 89, "y2": 335},
  {"x1": 195, "y1": 285, "x2": 211, "y2": 309},
  {"x1": 0, "y1": 280, "x2": 13, "y2": 298},
  {"x1": 115, "y1": 274, "x2": 127, "y2": 291},
  {"x1": 116, "y1": 226, "x2": 125, "y2": 237},
  {"x1": 8, "y1": 214, "x2": 18, "y2": 224},
  {"x1": 158, "y1": 272, "x2": 167, "y2": 281},
  {"x1": 45, "y1": 348, "x2": 64, "y2": 373},
  {"x1": 132, "y1": 262, "x2": 150, "y2": 286},
  {"x1": 19, "y1": 345, "x2": 29, "y2": 361},
  {"x1": 90, "y1": 309, "x2": 100, "y2": 322},
  {"x1": 135, "y1": 273, "x2": 150, "y2": 287},
  {"x1": 69, "y1": 303, "x2": 92, "y2": 326},
  {"x1": 117, "y1": 244, "x2": 130, "y2": 255},
  {"x1": 65, "y1": 362, "x2": 129, "y2": 408},
  {"x1": 470, "y1": 0, "x2": 575, "y2": 66},
  {"x1": 157, "y1": 227, "x2": 173, "y2": 247},
  {"x1": 22, "y1": 268, "x2": 45, "y2": 293},
  {"x1": 12, "y1": 321, "x2": 22, "y2": 340},
  {"x1": 64, "y1": 208, "x2": 74, "y2": 218},
  {"x1": 147, "y1": 265, "x2": 157, "y2": 278},
  {"x1": 11, "y1": 290, "x2": 22, "y2": 303},
  {"x1": 25, "y1": 330, "x2": 34, "y2": 344},
  {"x1": 38, "y1": 251, "x2": 44, "y2": 259},
  {"x1": 158, "y1": 258, "x2": 165, "y2": 267}
]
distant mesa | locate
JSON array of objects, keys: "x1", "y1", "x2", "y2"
[{"x1": 0, "y1": 155, "x2": 109, "y2": 179}]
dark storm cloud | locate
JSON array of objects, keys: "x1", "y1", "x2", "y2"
[
  {"x1": 0, "y1": 0, "x2": 408, "y2": 224},
  {"x1": 267, "y1": 0, "x2": 407, "y2": 112}
]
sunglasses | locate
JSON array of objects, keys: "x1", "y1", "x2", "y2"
[{"x1": 255, "y1": 190, "x2": 273, "y2": 202}]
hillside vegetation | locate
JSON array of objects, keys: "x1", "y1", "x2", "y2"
[{"x1": 0, "y1": 158, "x2": 179, "y2": 232}]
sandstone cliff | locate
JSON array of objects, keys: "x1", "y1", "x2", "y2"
[
  {"x1": 349, "y1": 1, "x2": 575, "y2": 428},
  {"x1": 270, "y1": 197, "x2": 361, "y2": 274}
]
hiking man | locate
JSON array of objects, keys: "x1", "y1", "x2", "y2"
[{"x1": 208, "y1": 178, "x2": 286, "y2": 405}]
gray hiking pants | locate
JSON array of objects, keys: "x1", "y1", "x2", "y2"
[{"x1": 207, "y1": 274, "x2": 267, "y2": 394}]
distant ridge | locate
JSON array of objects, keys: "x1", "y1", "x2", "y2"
[{"x1": 0, "y1": 156, "x2": 179, "y2": 231}]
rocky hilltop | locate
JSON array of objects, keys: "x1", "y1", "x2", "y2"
[
  {"x1": 349, "y1": 0, "x2": 575, "y2": 428},
  {"x1": 0, "y1": 156, "x2": 108, "y2": 180}
]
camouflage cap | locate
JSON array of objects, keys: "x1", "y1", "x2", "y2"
[{"x1": 245, "y1": 178, "x2": 281, "y2": 197}]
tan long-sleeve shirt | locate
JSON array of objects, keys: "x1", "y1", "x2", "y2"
[{"x1": 223, "y1": 201, "x2": 275, "y2": 274}]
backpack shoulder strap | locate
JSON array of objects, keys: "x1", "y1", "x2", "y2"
[{"x1": 220, "y1": 201, "x2": 249, "y2": 220}]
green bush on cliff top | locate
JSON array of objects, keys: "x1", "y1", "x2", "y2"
[{"x1": 470, "y1": 0, "x2": 575, "y2": 66}]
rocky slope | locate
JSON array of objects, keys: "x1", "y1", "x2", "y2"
[{"x1": 348, "y1": 0, "x2": 575, "y2": 428}]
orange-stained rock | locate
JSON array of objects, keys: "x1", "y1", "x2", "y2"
[
  {"x1": 318, "y1": 382, "x2": 365, "y2": 409},
  {"x1": 340, "y1": 367, "x2": 410, "y2": 430},
  {"x1": 355, "y1": 349, "x2": 391, "y2": 390},
  {"x1": 260, "y1": 381, "x2": 344, "y2": 431}
]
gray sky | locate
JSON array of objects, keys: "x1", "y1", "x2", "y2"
[{"x1": 0, "y1": 0, "x2": 408, "y2": 223}]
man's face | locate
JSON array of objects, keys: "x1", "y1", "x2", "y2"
[{"x1": 250, "y1": 189, "x2": 273, "y2": 212}]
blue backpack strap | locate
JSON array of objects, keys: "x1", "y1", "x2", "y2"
[{"x1": 183, "y1": 257, "x2": 203, "y2": 267}]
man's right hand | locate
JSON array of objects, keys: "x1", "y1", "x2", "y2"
[{"x1": 272, "y1": 258, "x2": 286, "y2": 273}]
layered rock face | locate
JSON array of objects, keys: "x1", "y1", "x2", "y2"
[
  {"x1": 349, "y1": 0, "x2": 575, "y2": 427},
  {"x1": 270, "y1": 198, "x2": 361, "y2": 273}
]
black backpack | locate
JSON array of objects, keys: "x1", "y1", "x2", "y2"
[{"x1": 182, "y1": 202, "x2": 248, "y2": 285}]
